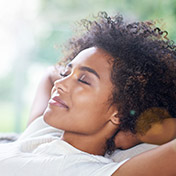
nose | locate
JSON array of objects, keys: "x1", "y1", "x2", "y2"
[{"x1": 54, "y1": 77, "x2": 70, "y2": 94}]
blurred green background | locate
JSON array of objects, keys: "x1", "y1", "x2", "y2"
[{"x1": 0, "y1": 0, "x2": 176, "y2": 133}]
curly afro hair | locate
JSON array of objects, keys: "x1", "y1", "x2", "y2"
[{"x1": 60, "y1": 11, "x2": 176, "y2": 151}]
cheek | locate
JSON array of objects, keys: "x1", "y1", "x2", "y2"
[
  {"x1": 72, "y1": 89, "x2": 107, "y2": 115},
  {"x1": 43, "y1": 106, "x2": 68, "y2": 127},
  {"x1": 72, "y1": 84, "x2": 109, "y2": 106},
  {"x1": 71, "y1": 92, "x2": 110, "y2": 126}
]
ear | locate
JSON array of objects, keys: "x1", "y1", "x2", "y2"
[{"x1": 110, "y1": 112, "x2": 120, "y2": 125}]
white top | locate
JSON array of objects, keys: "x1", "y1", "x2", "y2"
[{"x1": 0, "y1": 117, "x2": 128, "y2": 176}]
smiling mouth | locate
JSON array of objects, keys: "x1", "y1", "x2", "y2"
[{"x1": 49, "y1": 96, "x2": 69, "y2": 109}]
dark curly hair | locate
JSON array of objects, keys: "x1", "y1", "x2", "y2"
[{"x1": 60, "y1": 11, "x2": 176, "y2": 152}]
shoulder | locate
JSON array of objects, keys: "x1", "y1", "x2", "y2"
[
  {"x1": 61, "y1": 151, "x2": 128, "y2": 176},
  {"x1": 18, "y1": 116, "x2": 63, "y2": 141}
]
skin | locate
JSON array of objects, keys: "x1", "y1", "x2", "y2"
[
  {"x1": 113, "y1": 139, "x2": 176, "y2": 176},
  {"x1": 27, "y1": 46, "x2": 176, "y2": 175},
  {"x1": 43, "y1": 47, "x2": 120, "y2": 155},
  {"x1": 28, "y1": 65, "x2": 63, "y2": 125},
  {"x1": 114, "y1": 118, "x2": 176, "y2": 149},
  {"x1": 114, "y1": 131, "x2": 141, "y2": 150},
  {"x1": 137, "y1": 118, "x2": 176, "y2": 145},
  {"x1": 28, "y1": 48, "x2": 176, "y2": 150}
]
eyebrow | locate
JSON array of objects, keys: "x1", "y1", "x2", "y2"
[{"x1": 67, "y1": 63, "x2": 100, "y2": 79}]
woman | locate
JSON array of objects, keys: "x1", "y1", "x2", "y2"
[{"x1": 0, "y1": 12, "x2": 176, "y2": 175}]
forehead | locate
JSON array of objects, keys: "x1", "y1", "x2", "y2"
[{"x1": 70, "y1": 47, "x2": 113, "y2": 79}]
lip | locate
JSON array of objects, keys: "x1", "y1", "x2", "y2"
[{"x1": 49, "y1": 96, "x2": 69, "y2": 109}]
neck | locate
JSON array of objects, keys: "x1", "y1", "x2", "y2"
[{"x1": 62, "y1": 124, "x2": 117, "y2": 156}]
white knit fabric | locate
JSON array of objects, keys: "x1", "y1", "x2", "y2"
[{"x1": 0, "y1": 117, "x2": 128, "y2": 176}]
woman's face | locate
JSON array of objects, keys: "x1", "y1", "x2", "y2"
[{"x1": 44, "y1": 47, "x2": 118, "y2": 135}]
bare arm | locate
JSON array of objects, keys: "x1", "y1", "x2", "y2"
[
  {"x1": 27, "y1": 65, "x2": 63, "y2": 125},
  {"x1": 114, "y1": 118, "x2": 176, "y2": 149},
  {"x1": 113, "y1": 139, "x2": 176, "y2": 176},
  {"x1": 138, "y1": 118, "x2": 176, "y2": 145}
]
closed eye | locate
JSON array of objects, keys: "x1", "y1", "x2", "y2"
[
  {"x1": 60, "y1": 67, "x2": 91, "y2": 85},
  {"x1": 60, "y1": 72, "x2": 68, "y2": 77},
  {"x1": 78, "y1": 75, "x2": 91, "y2": 85},
  {"x1": 60, "y1": 70, "x2": 71, "y2": 77}
]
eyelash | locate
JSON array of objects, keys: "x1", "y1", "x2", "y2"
[
  {"x1": 60, "y1": 72, "x2": 69, "y2": 77},
  {"x1": 60, "y1": 72, "x2": 91, "y2": 85},
  {"x1": 78, "y1": 75, "x2": 90, "y2": 85}
]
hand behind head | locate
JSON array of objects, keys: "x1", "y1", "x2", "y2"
[
  {"x1": 114, "y1": 118, "x2": 176, "y2": 150},
  {"x1": 114, "y1": 131, "x2": 141, "y2": 150}
]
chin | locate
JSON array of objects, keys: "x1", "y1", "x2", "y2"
[
  {"x1": 43, "y1": 107, "x2": 52, "y2": 125},
  {"x1": 43, "y1": 108, "x2": 63, "y2": 130}
]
